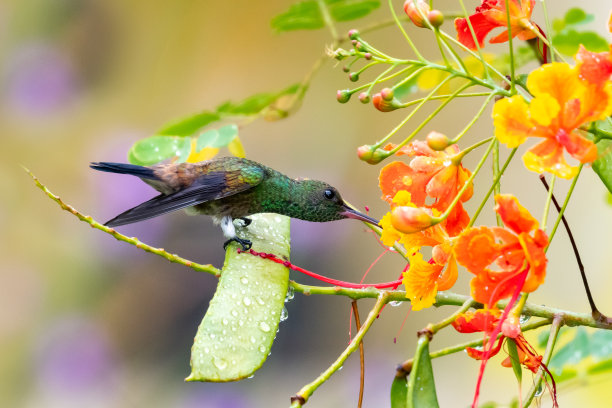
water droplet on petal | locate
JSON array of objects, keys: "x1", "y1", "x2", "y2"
[
  {"x1": 280, "y1": 306, "x2": 289, "y2": 322},
  {"x1": 259, "y1": 322, "x2": 271, "y2": 332},
  {"x1": 241, "y1": 277, "x2": 249, "y2": 285},
  {"x1": 213, "y1": 357, "x2": 228, "y2": 370},
  {"x1": 243, "y1": 297, "x2": 252, "y2": 306},
  {"x1": 259, "y1": 345, "x2": 266, "y2": 353}
]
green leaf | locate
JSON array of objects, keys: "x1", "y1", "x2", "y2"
[
  {"x1": 553, "y1": 30, "x2": 609, "y2": 55},
  {"x1": 393, "y1": 73, "x2": 420, "y2": 100},
  {"x1": 270, "y1": 0, "x2": 380, "y2": 32},
  {"x1": 407, "y1": 336, "x2": 439, "y2": 408},
  {"x1": 217, "y1": 84, "x2": 300, "y2": 116},
  {"x1": 506, "y1": 338, "x2": 523, "y2": 384},
  {"x1": 157, "y1": 111, "x2": 221, "y2": 136},
  {"x1": 391, "y1": 375, "x2": 408, "y2": 408},
  {"x1": 197, "y1": 125, "x2": 239, "y2": 150},
  {"x1": 593, "y1": 139, "x2": 612, "y2": 194},
  {"x1": 563, "y1": 8, "x2": 593, "y2": 26},
  {"x1": 327, "y1": 0, "x2": 380, "y2": 22},
  {"x1": 270, "y1": 1, "x2": 323, "y2": 32},
  {"x1": 127, "y1": 135, "x2": 191, "y2": 166},
  {"x1": 549, "y1": 328, "x2": 590, "y2": 374},
  {"x1": 187, "y1": 214, "x2": 291, "y2": 382}
]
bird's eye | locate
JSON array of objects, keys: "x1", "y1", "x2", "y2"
[{"x1": 324, "y1": 189, "x2": 335, "y2": 200}]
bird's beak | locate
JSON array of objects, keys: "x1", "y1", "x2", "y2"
[{"x1": 340, "y1": 205, "x2": 379, "y2": 226}]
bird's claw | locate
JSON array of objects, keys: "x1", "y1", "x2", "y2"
[{"x1": 223, "y1": 237, "x2": 253, "y2": 251}]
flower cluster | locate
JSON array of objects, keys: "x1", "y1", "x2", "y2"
[
  {"x1": 377, "y1": 135, "x2": 473, "y2": 309},
  {"x1": 493, "y1": 51, "x2": 612, "y2": 179}
]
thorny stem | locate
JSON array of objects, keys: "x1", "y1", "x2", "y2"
[
  {"x1": 291, "y1": 293, "x2": 389, "y2": 406},
  {"x1": 522, "y1": 314, "x2": 563, "y2": 407},
  {"x1": 25, "y1": 168, "x2": 221, "y2": 277}
]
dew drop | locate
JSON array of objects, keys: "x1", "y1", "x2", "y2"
[
  {"x1": 389, "y1": 301, "x2": 402, "y2": 307},
  {"x1": 519, "y1": 314, "x2": 531, "y2": 324},
  {"x1": 259, "y1": 322, "x2": 271, "y2": 332},
  {"x1": 250, "y1": 336, "x2": 257, "y2": 343},
  {"x1": 243, "y1": 297, "x2": 252, "y2": 306},
  {"x1": 259, "y1": 345, "x2": 266, "y2": 353},
  {"x1": 204, "y1": 347, "x2": 210, "y2": 354},
  {"x1": 280, "y1": 306, "x2": 289, "y2": 322},
  {"x1": 285, "y1": 287, "x2": 295, "y2": 302},
  {"x1": 213, "y1": 357, "x2": 228, "y2": 371},
  {"x1": 256, "y1": 297, "x2": 265, "y2": 306},
  {"x1": 222, "y1": 318, "x2": 229, "y2": 325},
  {"x1": 210, "y1": 333, "x2": 216, "y2": 339},
  {"x1": 241, "y1": 277, "x2": 249, "y2": 285},
  {"x1": 231, "y1": 310, "x2": 238, "y2": 317},
  {"x1": 443, "y1": 159, "x2": 452, "y2": 167},
  {"x1": 535, "y1": 384, "x2": 544, "y2": 397}
]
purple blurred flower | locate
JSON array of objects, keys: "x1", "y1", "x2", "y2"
[
  {"x1": 35, "y1": 316, "x2": 115, "y2": 392},
  {"x1": 4, "y1": 42, "x2": 79, "y2": 114}
]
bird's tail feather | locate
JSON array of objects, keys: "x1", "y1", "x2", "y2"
[{"x1": 90, "y1": 162, "x2": 158, "y2": 180}]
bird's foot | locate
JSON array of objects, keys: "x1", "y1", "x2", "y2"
[
  {"x1": 223, "y1": 236, "x2": 253, "y2": 251},
  {"x1": 234, "y1": 217, "x2": 252, "y2": 228}
]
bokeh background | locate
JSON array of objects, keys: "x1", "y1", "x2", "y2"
[{"x1": 3, "y1": 0, "x2": 612, "y2": 407}]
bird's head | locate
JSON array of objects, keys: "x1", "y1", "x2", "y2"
[{"x1": 295, "y1": 180, "x2": 379, "y2": 225}]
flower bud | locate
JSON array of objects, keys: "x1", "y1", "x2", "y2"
[
  {"x1": 336, "y1": 90, "x2": 351, "y2": 103},
  {"x1": 380, "y1": 87, "x2": 394, "y2": 101},
  {"x1": 364, "y1": 52, "x2": 372, "y2": 60},
  {"x1": 348, "y1": 29, "x2": 359, "y2": 40},
  {"x1": 501, "y1": 315, "x2": 521, "y2": 339},
  {"x1": 349, "y1": 72, "x2": 360, "y2": 82},
  {"x1": 357, "y1": 145, "x2": 388, "y2": 164},
  {"x1": 358, "y1": 92, "x2": 370, "y2": 104},
  {"x1": 427, "y1": 10, "x2": 444, "y2": 28},
  {"x1": 404, "y1": 0, "x2": 430, "y2": 28},
  {"x1": 390, "y1": 206, "x2": 433, "y2": 233},
  {"x1": 426, "y1": 131, "x2": 450, "y2": 151},
  {"x1": 372, "y1": 92, "x2": 398, "y2": 112}
]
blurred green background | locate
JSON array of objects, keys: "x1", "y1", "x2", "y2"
[{"x1": 3, "y1": 0, "x2": 612, "y2": 407}]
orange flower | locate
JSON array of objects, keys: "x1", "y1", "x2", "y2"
[
  {"x1": 379, "y1": 191, "x2": 458, "y2": 310},
  {"x1": 379, "y1": 138, "x2": 473, "y2": 235},
  {"x1": 494, "y1": 62, "x2": 612, "y2": 179},
  {"x1": 575, "y1": 45, "x2": 612, "y2": 86},
  {"x1": 452, "y1": 309, "x2": 543, "y2": 373},
  {"x1": 454, "y1": 0, "x2": 536, "y2": 50},
  {"x1": 454, "y1": 195, "x2": 548, "y2": 308}
]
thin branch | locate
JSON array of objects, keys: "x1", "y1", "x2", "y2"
[{"x1": 352, "y1": 300, "x2": 365, "y2": 408}]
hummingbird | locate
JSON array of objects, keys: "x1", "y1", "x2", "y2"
[{"x1": 90, "y1": 157, "x2": 379, "y2": 250}]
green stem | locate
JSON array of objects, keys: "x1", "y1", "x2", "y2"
[
  {"x1": 493, "y1": 140, "x2": 502, "y2": 226},
  {"x1": 541, "y1": 175, "x2": 556, "y2": 230},
  {"x1": 469, "y1": 148, "x2": 518, "y2": 227},
  {"x1": 435, "y1": 138, "x2": 496, "y2": 223},
  {"x1": 348, "y1": 66, "x2": 418, "y2": 95},
  {"x1": 316, "y1": 0, "x2": 338, "y2": 41},
  {"x1": 388, "y1": 80, "x2": 473, "y2": 154},
  {"x1": 388, "y1": 0, "x2": 424, "y2": 60},
  {"x1": 454, "y1": 137, "x2": 493, "y2": 159},
  {"x1": 364, "y1": 64, "x2": 399, "y2": 95},
  {"x1": 439, "y1": 31, "x2": 469, "y2": 74},
  {"x1": 451, "y1": 92, "x2": 498, "y2": 144},
  {"x1": 522, "y1": 314, "x2": 564, "y2": 407},
  {"x1": 292, "y1": 293, "x2": 389, "y2": 405},
  {"x1": 374, "y1": 74, "x2": 456, "y2": 148},
  {"x1": 504, "y1": 0, "x2": 516, "y2": 93},
  {"x1": 429, "y1": 297, "x2": 474, "y2": 334},
  {"x1": 539, "y1": 0, "x2": 554, "y2": 62},
  {"x1": 548, "y1": 164, "x2": 582, "y2": 244},
  {"x1": 524, "y1": 21, "x2": 567, "y2": 63},
  {"x1": 25, "y1": 168, "x2": 221, "y2": 277},
  {"x1": 457, "y1": 0, "x2": 491, "y2": 81}
]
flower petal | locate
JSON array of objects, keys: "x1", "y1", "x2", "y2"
[
  {"x1": 454, "y1": 226, "x2": 500, "y2": 275},
  {"x1": 494, "y1": 194, "x2": 539, "y2": 235},
  {"x1": 403, "y1": 252, "x2": 443, "y2": 311},
  {"x1": 493, "y1": 95, "x2": 532, "y2": 148},
  {"x1": 523, "y1": 138, "x2": 577, "y2": 179}
]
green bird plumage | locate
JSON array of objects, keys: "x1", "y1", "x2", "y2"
[{"x1": 90, "y1": 157, "x2": 378, "y2": 249}]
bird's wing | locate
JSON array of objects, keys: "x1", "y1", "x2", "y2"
[{"x1": 104, "y1": 166, "x2": 265, "y2": 227}]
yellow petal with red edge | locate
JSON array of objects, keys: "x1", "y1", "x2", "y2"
[
  {"x1": 523, "y1": 139, "x2": 577, "y2": 179},
  {"x1": 558, "y1": 130, "x2": 597, "y2": 163},
  {"x1": 403, "y1": 252, "x2": 442, "y2": 311},
  {"x1": 529, "y1": 94, "x2": 560, "y2": 127},
  {"x1": 494, "y1": 194, "x2": 538, "y2": 234},
  {"x1": 454, "y1": 226, "x2": 499, "y2": 275},
  {"x1": 493, "y1": 96, "x2": 531, "y2": 148},
  {"x1": 527, "y1": 63, "x2": 581, "y2": 106}
]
